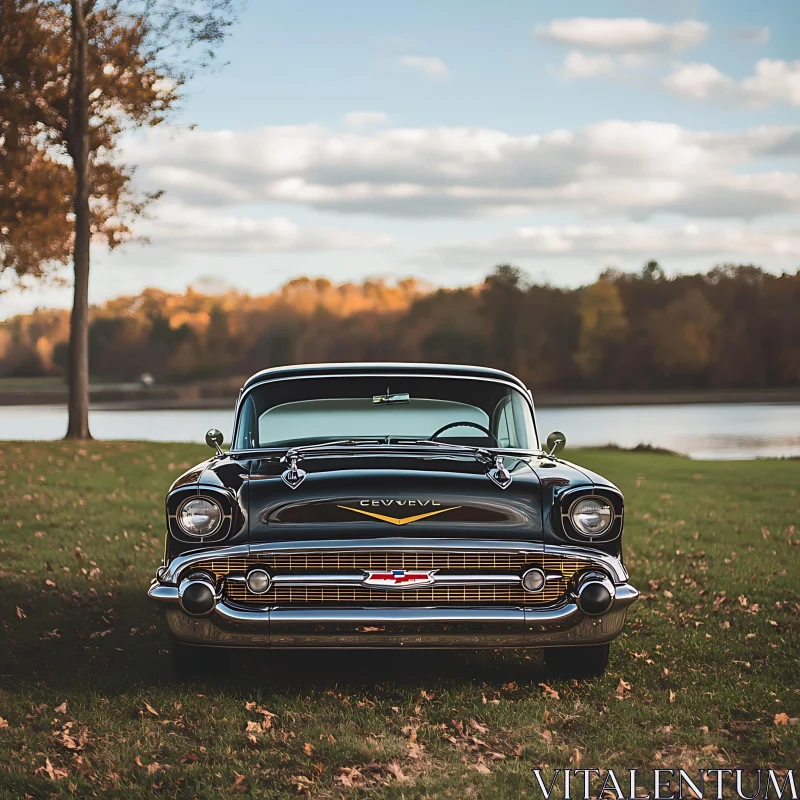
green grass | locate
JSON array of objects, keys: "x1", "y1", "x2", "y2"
[{"x1": 0, "y1": 442, "x2": 798, "y2": 799}]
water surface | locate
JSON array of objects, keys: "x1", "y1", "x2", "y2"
[{"x1": 2, "y1": 402, "x2": 799, "y2": 460}]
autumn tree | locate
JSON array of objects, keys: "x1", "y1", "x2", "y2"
[{"x1": 0, "y1": 0, "x2": 237, "y2": 438}]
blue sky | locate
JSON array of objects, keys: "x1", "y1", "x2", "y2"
[{"x1": 2, "y1": 0, "x2": 799, "y2": 315}]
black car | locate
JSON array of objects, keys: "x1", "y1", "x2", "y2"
[{"x1": 149, "y1": 363, "x2": 638, "y2": 676}]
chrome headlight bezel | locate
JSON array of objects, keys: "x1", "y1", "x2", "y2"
[
  {"x1": 569, "y1": 496, "x2": 614, "y2": 538},
  {"x1": 176, "y1": 496, "x2": 224, "y2": 538},
  {"x1": 557, "y1": 486, "x2": 623, "y2": 543}
]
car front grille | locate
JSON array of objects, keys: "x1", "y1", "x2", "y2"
[{"x1": 190, "y1": 550, "x2": 590, "y2": 607}]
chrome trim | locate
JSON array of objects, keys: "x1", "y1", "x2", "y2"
[
  {"x1": 487, "y1": 455, "x2": 513, "y2": 489},
  {"x1": 559, "y1": 487, "x2": 624, "y2": 544},
  {"x1": 280, "y1": 451, "x2": 307, "y2": 489},
  {"x1": 155, "y1": 539, "x2": 630, "y2": 586},
  {"x1": 178, "y1": 572, "x2": 218, "y2": 617},
  {"x1": 576, "y1": 573, "x2": 616, "y2": 616},
  {"x1": 231, "y1": 571, "x2": 524, "y2": 589},
  {"x1": 161, "y1": 582, "x2": 638, "y2": 648},
  {"x1": 245, "y1": 568, "x2": 272, "y2": 595},
  {"x1": 521, "y1": 567, "x2": 546, "y2": 593}
]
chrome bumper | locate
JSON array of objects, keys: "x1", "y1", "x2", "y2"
[
  {"x1": 149, "y1": 537, "x2": 638, "y2": 648},
  {"x1": 154, "y1": 586, "x2": 638, "y2": 648}
]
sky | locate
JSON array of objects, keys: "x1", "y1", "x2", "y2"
[{"x1": 2, "y1": 0, "x2": 799, "y2": 316}]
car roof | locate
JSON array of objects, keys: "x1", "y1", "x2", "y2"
[{"x1": 241, "y1": 362, "x2": 529, "y2": 393}]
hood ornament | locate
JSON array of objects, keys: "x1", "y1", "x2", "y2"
[
  {"x1": 487, "y1": 455, "x2": 512, "y2": 489},
  {"x1": 281, "y1": 451, "x2": 307, "y2": 490}
]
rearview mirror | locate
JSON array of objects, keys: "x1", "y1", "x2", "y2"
[
  {"x1": 545, "y1": 430, "x2": 566, "y2": 456},
  {"x1": 205, "y1": 428, "x2": 224, "y2": 455}
]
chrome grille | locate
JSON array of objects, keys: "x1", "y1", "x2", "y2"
[{"x1": 191, "y1": 551, "x2": 587, "y2": 607}]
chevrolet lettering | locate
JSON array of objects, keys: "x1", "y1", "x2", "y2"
[{"x1": 149, "y1": 362, "x2": 638, "y2": 677}]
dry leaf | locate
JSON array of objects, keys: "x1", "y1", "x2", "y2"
[
  {"x1": 474, "y1": 761, "x2": 491, "y2": 774},
  {"x1": 0, "y1": 718, "x2": 8, "y2": 729},
  {"x1": 615, "y1": 679, "x2": 632, "y2": 699},
  {"x1": 233, "y1": 772, "x2": 248, "y2": 792},
  {"x1": 774, "y1": 713, "x2": 790, "y2": 726},
  {"x1": 54, "y1": 701, "x2": 67, "y2": 714},
  {"x1": 669, "y1": 690, "x2": 676, "y2": 704},
  {"x1": 16, "y1": 606, "x2": 26, "y2": 620},
  {"x1": 385, "y1": 760, "x2": 408, "y2": 782},
  {"x1": 143, "y1": 701, "x2": 159, "y2": 717},
  {"x1": 469, "y1": 719, "x2": 489, "y2": 734},
  {"x1": 40, "y1": 756, "x2": 68, "y2": 781},
  {"x1": 539, "y1": 683, "x2": 560, "y2": 700},
  {"x1": 303, "y1": 742, "x2": 315, "y2": 756}
]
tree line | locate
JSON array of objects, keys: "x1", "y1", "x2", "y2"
[{"x1": 3, "y1": 263, "x2": 799, "y2": 392}]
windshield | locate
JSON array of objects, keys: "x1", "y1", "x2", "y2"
[{"x1": 233, "y1": 375, "x2": 536, "y2": 450}]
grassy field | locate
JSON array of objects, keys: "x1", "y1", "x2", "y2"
[{"x1": 0, "y1": 441, "x2": 798, "y2": 799}]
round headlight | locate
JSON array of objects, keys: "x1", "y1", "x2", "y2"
[
  {"x1": 570, "y1": 497, "x2": 614, "y2": 537},
  {"x1": 178, "y1": 497, "x2": 223, "y2": 537}
]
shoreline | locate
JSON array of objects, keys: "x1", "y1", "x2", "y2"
[{"x1": 1, "y1": 386, "x2": 799, "y2": 410}]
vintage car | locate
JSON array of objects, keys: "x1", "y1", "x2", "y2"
[{"x1": 149, "y1": 363, "x2": 638, "y2": 676}]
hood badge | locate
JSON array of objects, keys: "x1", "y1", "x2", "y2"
[
  {"x1": 281, "y1": 452, "x2": 307, "y2": 490},
  {"x1": 363, "y1": 569, "x2": 436, "y2": 588},
  {"x1": 487, "y1": 455, "x2": 512, "y2": 489},
  {"x1": 338, "y1": 505, "x2": 460, "y2": 526}
]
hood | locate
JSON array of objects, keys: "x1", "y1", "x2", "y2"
[{"x1": 244, "y1": 452, "x2": 543, "y2": 543}]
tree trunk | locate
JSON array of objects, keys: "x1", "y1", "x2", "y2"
[{"x1": 65, "y1": 0, "x2": 91, "y2": 440}]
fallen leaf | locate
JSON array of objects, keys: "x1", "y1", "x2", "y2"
[
  {"x1": 0, "y1": 717, "x2": 8, "y2": 729},
  {"x1": 16, "y1": 607, "x2": 26, "y2": 619},
  {"x1": 54, "y1": 701, "x2": 67, "y2": 714},
  {"x1": 143, "y1": 701, "x2": 159, "y2": 717},
  {"x1": 469, "y1": 719, "x2": 489, "y2": 734},
  {"x1": 474, "y1": 761, "x2": 491, "y2": 774},
  {"x1": 774, "y1": 713, "x2": 790, "y2": 726},
  {"x1": 303, "y1": 742, "x2": 315, "y2": 756},
  {"x1": 385, "y1": 760, "x2": 408, "y2": 782},
  {"x1": 669, "y1": 690, "x2": 676, "y2": 704},
  {"x1": 39, "y1": 757, "x2": 68, "y2": 781},
  {"x1": 233, "y1": 772, "x2": 248, "y2": 792},
  {"x1": 539, "y1": 683, "x2": 560, "y2": 700},
  {"x1": 615, "y1": 679, "x2": 632, "y2": 699}
]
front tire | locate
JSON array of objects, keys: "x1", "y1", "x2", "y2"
[
  {"x1": 543, "y1": 644, "x2": 610, "y2": 678},
  {"x1": 170, "y1": 641, "x2": 231, "y2": 677}
]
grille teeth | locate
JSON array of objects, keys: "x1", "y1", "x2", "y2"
[{"x1": 190, "y1": 551, "x2": 588, "y2": 607}]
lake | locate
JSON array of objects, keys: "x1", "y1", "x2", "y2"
[{"x1": 1, "y1": 402, "x2": 799, "y2": 460}]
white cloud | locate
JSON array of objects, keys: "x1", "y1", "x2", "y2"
[
  {"x1": 344, "y1": 111, "x2": 388, "y2": 128},
  {"x1": 535, "y1": 17, "x2": 708, "y2": 53},
  {"x1": 664, "y1": 59, "x2": 800, "y2": 107},
  {"x1": 399, "y1": 56, "x2": 450, "y2": 77},
  {"x1": 732, "y1": 26, "x2": 770, "y2": 45},
  {"x1": 662, "y1": 62, "x2": 736, "y2": 100},
  {"x1": 562, "y1": 51, "x2": 616, "y2": 78},
  {"x1": 124, "y1": 121, "x2": 800, "y2": 221},
  {"x1": 142, "y1": 202, "x2": 393, "y2": 253},
  {"x1": 432, "y1": 223, "x2": 800, "y2": 264}
]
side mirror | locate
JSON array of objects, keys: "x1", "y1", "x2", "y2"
[
  {"x1": 545, "y1": 430, "x2": 566, "y2": 457},
  {"x1": 205, "y1": 428, "x2": 224, "y2": 455}
]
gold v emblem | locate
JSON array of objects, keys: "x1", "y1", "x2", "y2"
[{"x1": 338, "y1": 505, "x2": 461, "y2": 526}]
